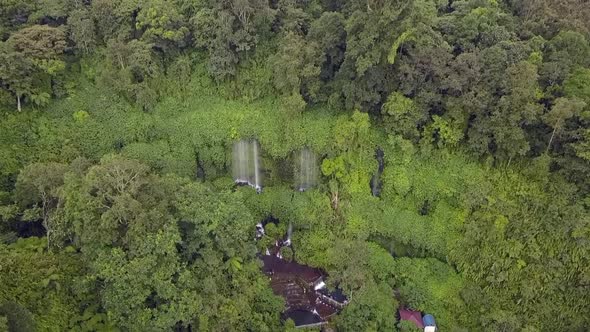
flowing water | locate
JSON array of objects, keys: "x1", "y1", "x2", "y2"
[
  {"x1": 296, "y1": 148, "x2": 317, "y2": 191},
  {"x1": 233, "y1": 139, "x2": 262, "y2": 191},
  {"x1": 253, "y1": 141, "x2": 260, "y2": 190},
  {"x1": 284, "y1": 221, "x2": 293, "y2": 246}
]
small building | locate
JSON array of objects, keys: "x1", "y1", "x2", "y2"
[
  {"x1": 423, "y1": 314, "x2": 436, "y2": 332},
  {"x1": 283, "y1": 309, "x2": 324, "y2": 328},
  {"x1": 399, "y1": 309, "x2": 425, "y2": 329},
  {"x1": 257, "y1": 219, "x2": 348, "y2": 327},
  {"x1": 261, "y1": 255, "x2": 347, "y2": 327}
]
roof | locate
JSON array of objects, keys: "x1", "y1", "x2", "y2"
[
  {"x1": 399, "y1": 309, "x2": 425, "y2": 329},
  {"x1": 261, "y1": 255, "x2": 323, "y2": 284},
  {"x1": 423, "y1": 314, "x2": 436, "y2": 327},
  {"x1": 284, "y1": 309, "x2": 323, "y2": 327},
  {"x1": 332, "y1": 289, "x2": 347, "y2": 303},
  {"x1": 260, "y1": 254, "x2": 347, "y2": 326}
]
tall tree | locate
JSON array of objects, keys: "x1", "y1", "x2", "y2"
[
  {"x1": 0, "y1": 44, "x2": 35, "y2": 112},
  {"x1": 14, "y1": 163, "x2": 68, "y2": 247},
  {"x1": 0, "y1": 0, "x2": 36, "y2": 38},
  {"x1": 0, "y1": 25, "x2": 66, "y2": 111},
  {"x1": 190, "y1": 0, "x2": 275, "y2": 80},
  {"x1": 544, "y1": 97, "x2": 586, "y2": 152},
  {"x1": 136, "y1": 0, "x2": 190, "y2": 50},
  {"x1": 68, "y1": 8, "x2": 96, "y2": 54}
]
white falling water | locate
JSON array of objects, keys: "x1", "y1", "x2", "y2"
[
  {"x1": 284, "y1": 221, "x2": 293, "y2": 246},
  {"x1": 232, "y1": 139, "x2": 262, "y2": 192},
  {"x1": 253, "y1": 141, "x2": 261, "y2": 191},
  {"x1": 296, "y1": 148, "x2": 317, "y2": 191}
]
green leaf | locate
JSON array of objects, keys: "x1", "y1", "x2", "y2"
[{"x1": 388, "y1": 30, "x2": 415, "y2": 65}]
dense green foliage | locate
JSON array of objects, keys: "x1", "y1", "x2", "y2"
[{"x1": 1, "y1": 0, "x2": 589, "y2": 331}]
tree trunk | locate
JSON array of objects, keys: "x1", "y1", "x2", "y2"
[
  {"x1": 547, "y1": 127, "x2": 557, "y2": 153},
  {"x1": 331, "y1": 190, "x2": 339, "y2": 211},
  {"x1": 118, "y1": 54, "x2": 125, "y2": 70},
  {"x1": 17, "y1": 94, "x2": 21, "y2": 112},
  {"x1": 41, "y1": 192, "x2": 50, "y2": 248}
]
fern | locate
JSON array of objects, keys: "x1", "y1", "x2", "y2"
[{"x1": 387, "y1": 30, "x2": 415, "y2": 65}]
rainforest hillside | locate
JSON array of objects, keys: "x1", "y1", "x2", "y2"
[{"x1": 1, "y1": 0, "x2": 589, "y2": 331}]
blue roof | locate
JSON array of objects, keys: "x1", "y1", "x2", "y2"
[{"x1": 423, "y1": 314, "x2": 436, "y2": 327}]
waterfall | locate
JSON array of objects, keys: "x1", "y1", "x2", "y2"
[
  {"x1": 232, "y1": 140, "x2": 247, "y2": 184},
  {"x1": 284, "y1": 221, "x2": 293, "y2": 246},
  {"x1": 297, "y1": 148, "x2": 317, "y2": 191},
  {"x1": 232, "y1": 139, "x2": 262, "y2": 192},
  {"x1": 253, "y1": 141, "x2": 261, "y2": 191}
]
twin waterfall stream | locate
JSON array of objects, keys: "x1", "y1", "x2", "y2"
[{"x1": 232, "y1": 140, "x2": 317, "y2": 192}]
